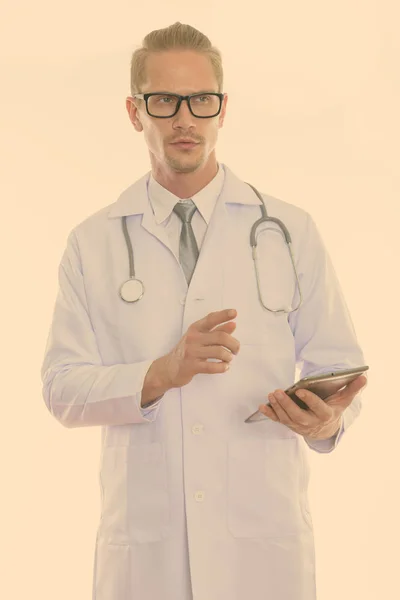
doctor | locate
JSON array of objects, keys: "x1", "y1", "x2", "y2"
[{"x1": 41, "y1": 22, "x2": 367, "y2": 600}]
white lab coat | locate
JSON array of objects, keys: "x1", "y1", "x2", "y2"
[{"x1": 41, "y1": 163, "x2": 365, "y2": 600}]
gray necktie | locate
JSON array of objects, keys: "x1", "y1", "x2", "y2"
[{"x1": 173, "y1": 200, "x2": 199, "y2": 285}]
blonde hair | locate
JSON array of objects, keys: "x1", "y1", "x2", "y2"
[{"x1": 129, "y1": 22, "x2": 224, "y2": 96}]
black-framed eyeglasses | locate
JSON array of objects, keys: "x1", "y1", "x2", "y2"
[{"x1": 132, "y1": 92, "x2": 224, "y2": 119}]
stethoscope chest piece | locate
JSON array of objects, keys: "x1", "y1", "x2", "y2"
[{"x1": 120, "y1": 278, "x2": 145, "y2": 302}]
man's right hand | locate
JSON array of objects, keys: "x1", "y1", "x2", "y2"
[
  {"x1": 161, "y1": 308, "x2": 240, "y2": 389},
  {"x1": 140, "y1": 309, "x2": 240, "y2": 407}
]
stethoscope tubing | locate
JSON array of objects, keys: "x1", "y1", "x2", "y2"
[{"x1": 119, "y1": 183, "x2": 303, "y2": 313}]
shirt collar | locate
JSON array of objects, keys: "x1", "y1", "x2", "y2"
[
  {"x1": 147, "y1": 162, "x2": 225, "y2": 225},
  {"x1": 106, "y1": 162, "x2": 263, "y2": 219}
]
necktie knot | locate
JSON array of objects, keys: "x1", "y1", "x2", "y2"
[{"x1": 173, "y1": 199, "x2": 197, "y2": 224}]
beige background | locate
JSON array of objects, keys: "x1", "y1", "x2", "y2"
[{"x1": 1, "y1": 1, "x2": 399, "y2": 598}]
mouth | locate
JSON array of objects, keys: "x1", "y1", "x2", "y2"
[{"x1": 171, "y1": 141, "x2": 199, "y2": 150}]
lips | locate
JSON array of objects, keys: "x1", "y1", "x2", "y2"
[{"x1": 172, "y1": 141, "x2": 199, "y2": 150}]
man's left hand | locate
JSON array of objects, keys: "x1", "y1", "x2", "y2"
[{"x1": 258, "y1": 374, "x2": 368, "y2": 440}]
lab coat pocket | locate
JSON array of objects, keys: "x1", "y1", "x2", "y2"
[
  {"x1": 227, "y1": 438, "x2": 309, "y2": 538},
  {"x1": 99, "y1": 443, "x2": 171, "y2": 545}
]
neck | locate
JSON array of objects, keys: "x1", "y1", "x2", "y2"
[{"x1": 150, "y1": 155, "x2": 219, "y2": 199}]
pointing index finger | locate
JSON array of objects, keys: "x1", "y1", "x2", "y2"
[{"x1": 196, "y1": 309, "x2": 237, "y2": 333}]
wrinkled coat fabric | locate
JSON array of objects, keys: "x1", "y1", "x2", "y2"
[{"x1": 41, "y1": 164, "x2": 365, "y2": 600}]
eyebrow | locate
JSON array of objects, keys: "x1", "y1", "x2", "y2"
[{"x1": 151, "y1": 90, "x2": 217, "y2": 95}]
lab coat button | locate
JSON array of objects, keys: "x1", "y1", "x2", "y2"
[
  {"x1": 194, "y1": 491, "x2": 205, "y2": 502},
  {"x1": 180, "y1": 295, "x2": 187, "y2": 305},
  {"x1": 191, "y1": 424, "x2": 204, "y2": 434}
]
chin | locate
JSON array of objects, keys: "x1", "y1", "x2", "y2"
[
  {"x1": 165, "y1": 151, "x2": 205, "y2": 172},
  {"x1": 169, "y1": 160, "x2": 203, "y2": 174}
]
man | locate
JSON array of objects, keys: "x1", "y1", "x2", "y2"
[{"x1": 41, "y1": 22, "x2": 367, "y2": 600}]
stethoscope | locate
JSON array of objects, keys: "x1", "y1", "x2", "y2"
[{"x1": 119, "y1": 183, "x2": 303, "y2": 314}]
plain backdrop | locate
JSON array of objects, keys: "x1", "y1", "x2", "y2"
[{"x1": 1, "y1": 1, "x2": 399, "y2": 598}]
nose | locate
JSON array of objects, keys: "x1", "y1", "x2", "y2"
[{"x1": 173, "y1": 98, "x2": 196, "y2": 126}]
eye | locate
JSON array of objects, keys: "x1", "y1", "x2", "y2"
[{"x1": 193, "y1": 95, "x2": 211, "y2": 103}]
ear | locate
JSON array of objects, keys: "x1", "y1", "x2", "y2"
[
  {"x1": 219, "y1": 93, "x2": 228, "y2": 127},
  {"x1": 126, "y1": 97, "x2": 143, "y2": 132}
]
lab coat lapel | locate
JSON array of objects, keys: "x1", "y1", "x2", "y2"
[
  {"x1": 189, "y1": 164, "x2": 263, "y2": 288},
  {"x1": 107, "y1": 172, "x2": 175, "y2": 258},
  {"x1": 180, "y1": 166, "x2": 263, "y2": 330},
  {"x1": 140, "y1": 195, "x2": 175, "y2": 257}
]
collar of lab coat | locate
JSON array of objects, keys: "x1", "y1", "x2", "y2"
[{"x1": 107, "y1": 162, "x2": 262, "y2": 220}]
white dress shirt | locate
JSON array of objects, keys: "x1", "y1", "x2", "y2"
[{"x1": 147, "y1": 161, "x2": 225, "y2": 261}]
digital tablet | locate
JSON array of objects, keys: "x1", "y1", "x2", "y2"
[{"x1": 245, "y1": 365, "x2": 369, "y2": 423}]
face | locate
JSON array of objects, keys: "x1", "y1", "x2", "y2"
[{"x1": 126, "y1": 50, "x2": 228, "y2": 180}]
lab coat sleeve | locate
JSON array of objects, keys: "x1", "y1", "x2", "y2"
[
  {"x1": 288, "y1": 213, "x2": 367, "y2": 454},
  {"x1": 41, "y1": 229, "x2": 165, "y2": 428},
  {"x1": 140, "y1": 395, "x2": 164, "y2": 417}
]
